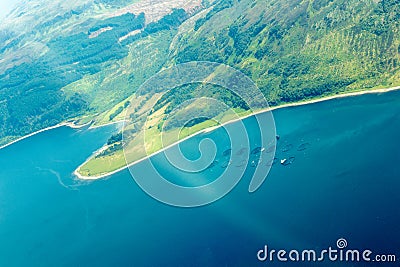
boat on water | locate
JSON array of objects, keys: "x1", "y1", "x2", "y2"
[
  {"x1": 251, "y1": 146, "x2": 267, "y2": 155},
  {"x1": 297, "y1": 142, "x2": 311, "y2": 151},
  {"x1": 236, "y1": 147, "x2": 248, "y2": 156},
  {"x1": 282, "y1": 143, "x2": 293, "y2": 152},
  {"x1": 281, "y1": 157, "x2": 296, "y2": 166},
  {"x1": 222, "y1": 148, "x2": 232, "y2": 157},
  {"x1": 221, "y1": 160, "x2": 232, "y2": 168}
]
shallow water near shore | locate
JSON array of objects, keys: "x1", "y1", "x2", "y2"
[{"x1": 0, "y1": 90, "x2": 399, "y2": 266}]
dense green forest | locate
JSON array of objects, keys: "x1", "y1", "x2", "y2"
[
  {"x1": 0, "y1": 0, "x2": 399, "y2": 146},
  {"x1": 0, "y1": 3, "x2": 189, "y2": 144},
  {"x1": 172, "y1": 0, "x2": 399, "y2": 106}
]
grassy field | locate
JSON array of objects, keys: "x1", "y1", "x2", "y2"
[
  {"x1": 76, "y1": 84, "x2": 400, "y2": 178},
  {"x1": 3, "y1": 0, "x2": 398, "y2": 176},
  {"x1": 76, "y1": 104, "x2": 250, "y2": 177}
]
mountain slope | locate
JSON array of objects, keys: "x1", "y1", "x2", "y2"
[
  {"x1": 77, "y1": 0, "x2": 400, "y2": 177},
  {"x1": 170, "y1": 0, "x2": 399, "y2": 105},
  {"x1": 0, "y1": 0, "x2": 201, "y2": 145},
  {"x1": 0, "y1": 0, "x2": 399, "y2": 155}
]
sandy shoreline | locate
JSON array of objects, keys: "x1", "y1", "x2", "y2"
[
  {"x1": 89, "y1": 120, "x2": 125, "y2": 130},
  {"x1": 74, "y1": 85, "x2": 400, "y2": 180},
  {"x1": 0, "y1": 86, "x2": 397, "y2": 179},
  {"x1": 0, "y1": 120, "x2": 93, "y2": 151}
]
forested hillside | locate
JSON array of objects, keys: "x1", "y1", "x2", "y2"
[
  {"x1": 0, "y1": 0, "x2": 200, "y2": 145},
  {"x1": 170, "y1": 0, "x2": 399, "y2": 106},
  {"x1": 0, "y1": 0, "x2": 399, "y2": 146}
]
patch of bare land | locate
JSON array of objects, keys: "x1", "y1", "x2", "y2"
[
  {"x1": 89, "y1": 26, "x2": 113, "y2": 38},
  {"x1": 119, "y1": 29, "x2": 142, "y2": 42},
  {"x1": 108, "y1": 0, "x2": 202, "y2": 24}
]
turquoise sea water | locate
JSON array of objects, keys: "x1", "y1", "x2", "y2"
[{"x1": 0, "y1": 91, "x2": 399, "y2": 266}]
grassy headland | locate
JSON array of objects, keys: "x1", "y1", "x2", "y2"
[
  {"x1": 75, "y1": 85, "x2": 400, "y2": 179},
  {"x1": 0, "y1": 0, "x2": 399, "y2": 177}
]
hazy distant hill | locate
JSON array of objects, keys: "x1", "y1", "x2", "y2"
[{"x1": 0, "y1": 0, "x2": 399, "y2": 145}]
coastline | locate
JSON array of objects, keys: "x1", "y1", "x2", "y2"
[
  {"x1": 89, "y1": 120, "x2": 125, "y2": 130},
  {"x1": 0, "y1": 118, "x2": 127, "y2": 152},
  {"x1": 74, "y1": 85, "x2": 400, "y2": 180},
  {"x1": 0, "y1": 120, "x2": 92, "y2": 151}
]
